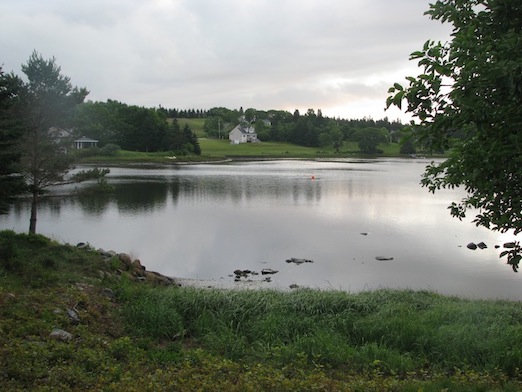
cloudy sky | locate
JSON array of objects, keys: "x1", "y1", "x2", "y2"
[{"x1": 1, "y1": 0, "x2": 452, "y2": 121}]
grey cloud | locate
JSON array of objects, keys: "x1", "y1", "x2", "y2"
[{"x1": 1, "y1": 0, "x2": 451, "y2": 120}]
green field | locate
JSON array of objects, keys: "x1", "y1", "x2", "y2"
[
  {"x1": 199, "y1": 138, "x2": 336, "y2": 157},
  {"x1": 177, "y1": 118, "x2": 206, "y2": 137},
  {"x1": 79, "y1": 138, "x2": 403, "y2": 164},
  {"x1": 200, "y1": 138, "x2": 401, "y2": 158}
]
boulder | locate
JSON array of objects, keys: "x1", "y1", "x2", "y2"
[
  {"x1": 118, "y1": 253, "x2": 133, "y2": 268},
  {"x1": 50, "y1": 328, "x2": 73, "y2": 342},
  {"x1": 132, "y1": 259, "x2": 145, "y2": 271},
  {"x1": 101, "y1": 288, "x2": 115, "y2": 299},
  {"x1": 66, "y1": 308, "x2": 81, "y2": 325},
  {"x1": 477, "y1": 242, "x2": 487, "y2": 249},
  {"x1": 76, "y1": 242, "x2": 89, "y2": 249},
  {"x1": 144, "y1": 271, "x2": 174, "y2": 286},
  {"x1": 467, "y1": 242, "x2": 478, "y2": 250}
]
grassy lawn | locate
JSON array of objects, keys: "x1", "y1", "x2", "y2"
[
  {"x1": 199, "y1": 138, "x2": 401, "y2": 159},
  {"x1": 199, "y1": 138, "x2": 329, "y2": 157},
  {"x1": 79, "y1": 139, "x2": 403, "y2": 165},
  {"x1": 1, "y1": 230, "x2": 522, "y2": 391}
]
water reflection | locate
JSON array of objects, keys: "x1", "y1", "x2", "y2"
[{"x1": 1, "y1": 159, "x2": 520, "y2": 300}]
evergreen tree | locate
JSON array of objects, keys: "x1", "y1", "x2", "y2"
[
  {"x1": 13, "y1": 51, "x2": 107, "y2": 233},
  {"x1": 0, "y1": 68, "x2": 25, "y2": 212}
]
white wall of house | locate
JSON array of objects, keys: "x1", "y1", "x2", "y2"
[{"x1": 228, "y1": 125, "x2": 258, "y2": 144}]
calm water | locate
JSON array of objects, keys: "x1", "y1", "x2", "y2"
[{"x1": 1, "y1": 158, "x2": 521, "y2": 300}]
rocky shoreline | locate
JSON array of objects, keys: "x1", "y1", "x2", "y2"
[
  {"x1": 81, "y1": 243, "x2": 314, "y2": 290},
  {"x1": 78, "y1": 243, "x2": 178, "y2": 286}
]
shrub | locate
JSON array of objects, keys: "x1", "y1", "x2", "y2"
[{"x1": 100, "y1": 143, "x2": 120, "y2": 156}]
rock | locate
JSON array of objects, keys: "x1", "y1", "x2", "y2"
[
  {"x1": 144, "y1": 271, "x2": 174, "y2": 286},
  {"x1": 375, "y1": 256, "x2": 394, "y2": 261},
  {"x1": 102, "y1": 288, "x2": 115, "y2": 299},
  {"x1": 67, "y1": 308, "x2": 80, "y2": 325},
  {"x1": 119, "y1": 253, "x2": 132, "y2": 268},
  {"x1": 132, "y1": 266, "x2": 146, "y2": 278},
  {"x1": 76, "y1": 242, "x2": 88, "y2": 249},
  {"x1": 289, "y1": 284, "x2": 299, "y2": 289},
  {"x1": 477, "y1": 242, "x2": 487, "y2": 249},
  {"x1": 360, "y1": 232, "x2": 369, "y2": 236},
  {"x1": 233, "y1": 269, "x2": 252, "y2": 277},
  {"x1": 132, "y1": 259, "x2": 145, "y2": 271},
  {"x1": 261, "y1": 268, "x2": 278, "y2": 275},
  {"x1": 50, "y1": 328, "x2": 73, "y2": 342},
  {"x1": 504, "y1": 242, "x2": 517, "y2": 249},
  {"x1": 286, "y1": 258, "x2": 314, "y2": 264},
  {"x1": 98, "y1": 249, "x2": 116, "y2": 259},
  {"x1": 467, "y1": 242, "x2": 478, "y2": 250}
]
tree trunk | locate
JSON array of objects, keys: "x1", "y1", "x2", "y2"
[{"x1": 29, "y1": 191, "x2": 38, "y2": 234}]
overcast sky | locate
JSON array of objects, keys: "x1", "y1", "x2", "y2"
[{"x1": 1, "y1": 0, "x2": 452, "y2": 121}]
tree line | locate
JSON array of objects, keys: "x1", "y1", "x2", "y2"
[
  {"x1": 74, "y1": 100, "x2": 200, "y2": 154},
  {"x1": 157, "y1": 107, "x2": 209, "y2": 119},
  {"x1": 204, "y1": 107, "x2": 409, "y2": 154}
]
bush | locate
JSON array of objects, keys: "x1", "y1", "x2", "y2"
[{"x1": 100, "y1": 143, "x2": 120, "y2": 156}]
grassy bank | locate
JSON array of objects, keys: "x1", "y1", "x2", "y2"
[
  {"x1": 80, "y1": 139, "x2": 404, "y2": 165},
  {"x1": 1, "y1": 230, "x2": 521, "y2": 391}
]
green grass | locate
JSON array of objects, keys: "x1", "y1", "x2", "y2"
[
  {"x1": 2, "y1": 230, "x2": 521, "y2": 391},
  {"x1": 177, "y1": 118, "x2": 206, "y2": 137},
  {"x1": 79, "y1": 137, "x2": 404, "y2": 164},
  {"x1": 198, "y1": 138, "x2": 401, "y2": 158}
]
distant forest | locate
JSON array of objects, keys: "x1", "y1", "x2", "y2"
[{"x1": 73, "y1": 101, "x2": 411, "y2": 155}]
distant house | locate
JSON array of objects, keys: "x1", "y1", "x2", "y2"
[
  {"x1": 228, "y1": 125, "x2": 259, "y2": 144},
  {"x1": 74, "y1": 136, "x2": 99, "y2": 149}
]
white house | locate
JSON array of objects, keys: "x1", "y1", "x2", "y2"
[
  {"x1": 74, "y1": 136, "x2": 99, "y2": 149},
  {"x1": 228, "y1": 125, "x2": 259, "y2": 144}
]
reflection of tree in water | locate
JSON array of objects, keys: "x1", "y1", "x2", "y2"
[
  {"x1": 179, "y1": 175, "x2": 325, "y2": 205},
  {"x1": 76, "y1": 192, "x2": 113, "y2": 216},
  {"x1": 75, "y1": 180, "x2": 181, "y2": 215},
  {"x1": 113, "y1": 182, "x2": 168, "y2": 213}
]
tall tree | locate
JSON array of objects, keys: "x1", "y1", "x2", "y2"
[
  {"x1": 15, "y1": 51, "x2": 105, "y2": 233},
  {"x1": 0, "y1": 68, "x2": 25, "y2": 212},
  {"x1": 356, "y1": 128, "x2": 388, "y2": 154},
  {"x1": 387, "y1": 0, "x2": 522, "y2": 269}
]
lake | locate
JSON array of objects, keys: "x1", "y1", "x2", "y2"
[{"x1": 1, "y1": 158, "x2": 521, "y2": 300}]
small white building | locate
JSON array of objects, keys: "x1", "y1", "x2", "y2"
[
  {"x1": 74, "y1": 136, "x2": 99, "y2": 149},
  {"x1": 228, "y1": 125, "x2": 259, "y2": 144}
]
